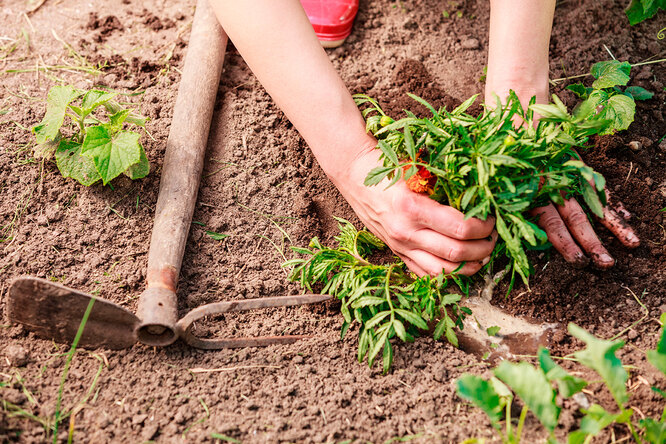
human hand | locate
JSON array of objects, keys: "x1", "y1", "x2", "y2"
[
  {"x1": 530, "y1": 188, "x2": 639, "y2": 269},
  {"x1": 332, "y1": 144, "x2": 497, "y2": 277}
]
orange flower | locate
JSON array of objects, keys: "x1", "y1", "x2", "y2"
[{"x1": 404, "y1": 165, "x2": 436, "y2": 195}]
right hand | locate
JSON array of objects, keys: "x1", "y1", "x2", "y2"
[{"x1": 331, "y1": 143, "x2": 497, "y2": 277}]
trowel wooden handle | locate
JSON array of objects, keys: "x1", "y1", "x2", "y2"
[{"x1": 136, "y1": 0, "x2": 228, "y2": 346}]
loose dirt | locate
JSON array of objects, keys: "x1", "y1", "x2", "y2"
[{"x1": 0, "y1": 0, "x2": 665, "y2": 442}]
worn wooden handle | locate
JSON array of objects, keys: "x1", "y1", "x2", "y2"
[{"x1": 136, "y1": 0, "x2": 228, "y2": 346}]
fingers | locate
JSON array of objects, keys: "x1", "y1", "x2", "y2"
[
  {"x1": 597, "y1": 188, "x2": 640, "y2": 248},
  {"x1": 405, "y1": 229, "x2": 498, "y2": 263},
  {"x1": 530, "y1": 204, "x2": 589, "y2": 268},
  {"x1": 555, "y1": 198, "x2": 615, "y2": 269},
  {"x1": 400, "y1": 250, "x2": 491, "y2": 277},
  {"x1": 395, "y1": 191, "x2": 494, "y2": 240}
]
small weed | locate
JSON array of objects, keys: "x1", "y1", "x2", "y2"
[
  {"x1": 626, "y1": 0, "x2": 666, "y2": 25},
  {"x1": 566, "y1": 60, "x2": 654, "y2": 135},
  {"x1": 32, "y1": 85, "x2": 150, "y2": 186},
  {"x1": 457, "y1": 319, "x2": 666, "y2": 443},
  {"x1": 0, "y1": 299, "x2": 104, "y2": 443},
  {"x1": 211, "y1": 433, "x2": 241, "y2": 443}
]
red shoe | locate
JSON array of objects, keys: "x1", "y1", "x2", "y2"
[{"x1": 300, "y1": 0, "x2": 359, "y2": 48}]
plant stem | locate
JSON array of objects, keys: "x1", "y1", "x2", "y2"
[
  {"x1": 505, "y1": 400, "x2": 512, "y2": 439},
  {"x1": 515, "y1": 405, "x2": 528, "y2": 443},
  {"x1": 626, "y1": 419, "x2": 640, "y2": 444},
  {"x1": 550, "y1": 58, "x2": 666, "y2": 84},
  {"x1": 52, "y1": 298, "x2": 95, "y2": 442}
]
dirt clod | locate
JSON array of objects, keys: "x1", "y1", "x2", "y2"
[{"x1": 4, "y1": 344, "x2": 29, "y2": 367}]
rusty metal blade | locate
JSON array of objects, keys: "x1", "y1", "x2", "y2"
[
  {"x1": 176, "y1": 294, "x2": 331, "y2": 349},
  {"x1": 8, "y1": 277, "x2": 139, "y2": 349}
]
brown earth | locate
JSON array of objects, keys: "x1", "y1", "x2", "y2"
[{"x1": 0, "y1": 0, "x2": 665, "y2": 442}]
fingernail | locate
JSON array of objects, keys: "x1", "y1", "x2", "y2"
[
  {"x1": 481, "y1": 256, "x2": 491, "y2": 266},
  {"x1": 593, "y1": 253, "x2": 615, "y2": 269},
  {"x1": 626, "y1": 232, "x2": 640, "y2": 247}
]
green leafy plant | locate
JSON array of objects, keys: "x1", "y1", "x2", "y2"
[
  {"x1": 457, "y1": 321, "x2": 666, "y2": 443},
  {"x1": 285, "y1": 218, "x2": 470, "y2": 373},
  {"x1": 354, "y1": 91, "x2": 609, "y2": 286},
  {"x1": 625, "y1": 0, "x2": 666, "y2": 25},
  {"x1": 32, "y1": 85, "x2": 150, "y2": 186},
  {"x1": 567, "y1": 60, "x2": 653, "y2": 135}
]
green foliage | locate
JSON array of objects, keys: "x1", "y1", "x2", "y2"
[
  {"x1": 458, "y1": 322, "x2": 666, "y2": 443},
  {"x1": 567, "y1": 60, "x2": 653, "y2": 135},
  {"x1": 456, "y1": 374, "x2": 505, "y2": 425},
  {"x1": 494, "y1": 361, "x2": 560, "y2": 431},
  {"x1": 32, "y1": 85, "x2": 150, "y2": 186},
  {"x1": 647, "y1": 313, "x2": 666, "y2": 375},
  {"x1": 355, "y1": 91, "x2": 609, "y2": 285},
  {"x1": 569, "y1": 323, "x2": 628, "y2": 407},
  {"x1": 625, "y1": 0, "x2": 666, "y2": 25},
  {"x1": 285, "y1": 218, "x2": 469, "y2": 373}
]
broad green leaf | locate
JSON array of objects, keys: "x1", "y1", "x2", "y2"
[
  {"x1": 81, "y1": 126, "x2": 142, "y2": 185},
  {"x1": 568, "y1": 404, "x2": 620, "y2": 444},
  {"x1": 600, "y1": 94, "x2": 636, "y2": 134},
  {"x1": 625, "y1": 85, "x2": 654, "y2": 101},
  {"x1": 54, "y1": 140, "x2": 101, "y2": 186},
  {"x1": 538, "y1": 347, "x2": 587, "y2": 398},
  {"x1": 456, "y1": 374, "x2": 503, "y2": 426},
  {"x1": 591, "y1": 60, "x2": 631, "y2": 89},
  {"x1": 639, "y1": 418, "x2": 666, "y2": 443},
  {"x1": 566, "y1": 83, "x2": 589, "y2": 99},
  {"x1": 125, "y1": 144, "x2": 150, "y2": 180},
  {"x1": 33, "y1": 85, "x2": 82, "y2": 144},
  {"x1": 647, "y1": 323, "x2": 666, "y2": 376},
  {"x1": 108, "y1": 109, "x2": 131, "y2": 133},
  {"x1": 584, "y1": 90, "x2": 636, "y2": 135},
  {"x1": 494, "y1": 361, "x2": 560, "y2": 431},
  {"x1": 81, "y1": 90, "x2": 117, "y2": 115},
  {"x1": 569, "y1": 323, "x2": 628, "y2": 407},
  {"x1": 625, "y1": 0, "x2": 666, "y2": 25}
]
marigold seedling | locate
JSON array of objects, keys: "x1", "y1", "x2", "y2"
[{"x1": 355, "y1": 91, "x2": 609, "y2": 285}]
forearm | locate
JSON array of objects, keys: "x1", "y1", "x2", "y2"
[
  {"x1": 208, "y1": 0, "x2": 374, "y2": 183},
  {"x1": 485, "y1": 0, "x2": 556, "y2": 105}
]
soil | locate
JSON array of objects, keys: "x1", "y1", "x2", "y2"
[{"x1": 0, "y1": 0, "x2": 665, "y2": 442}]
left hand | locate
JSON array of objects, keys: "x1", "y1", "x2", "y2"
[{"x1": 530, "y1": 189, "x2": 639, "y2": 269}]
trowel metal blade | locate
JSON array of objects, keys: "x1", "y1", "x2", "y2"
[{"x1": 8, "y1": 277, "x2": 139, "y2": 349}]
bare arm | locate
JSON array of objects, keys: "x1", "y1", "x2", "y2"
[
  {"x1": 208, "y1": 0, "x2": 496, "y2": 276},
  {"x1": 485, "y1": 0, "x2": 555, "y2": 106},
  {"x1": 484, "y1": 0, "x2": 639, "y2": 269}
]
